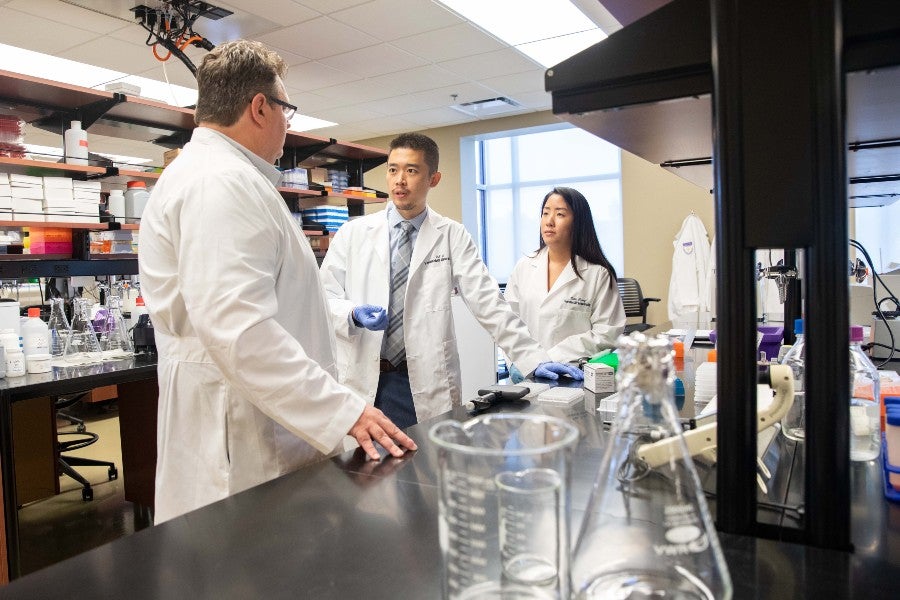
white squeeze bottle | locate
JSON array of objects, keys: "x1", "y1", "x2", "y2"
[
  {"x1": 22, "y1": 307, "x2": 50, "y2": 357},
  {"x1": 64, "y1": 120, "x2": 89, "y2": 165}
]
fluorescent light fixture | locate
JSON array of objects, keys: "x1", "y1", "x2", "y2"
[
  {"x1": 24, "y1": 144, "x2": 153, "y2": 166},
  {"x1": 436, "y1": 0, "x2": 607, "y2": 67},
  {"x1": 450, "y1": 97, "x2": 523, "y2": 118},
  {"x1": 0, "y1": 43, "x2": 336, "y2": 132}
]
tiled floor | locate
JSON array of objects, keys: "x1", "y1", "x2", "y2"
[{"x1": 15, "y1": 401, "x2": 152, "y2": 576}]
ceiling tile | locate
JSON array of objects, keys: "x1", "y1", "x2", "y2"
[
  {"x1": 0, "y1": 7, "x2": 98, "y2": 55},
  {"x1": 330, "y1": 0, "x2": 462, "y2": 42},
  {"x1": 64, "y1": 37, "x2": 161, "y2": 77},
  {"x1": 281, "y1": 90, "x2": 335, "y2": 114},
  {"x1": 368, "y1": 64, "x2": 466, "y2": 96},
  {"x1": 319, "y1": 44, "x2": 427, "y2": 78},
  {"x1": 439, "y1": 48, "x2": 541, "y2": 80},
  {"x1": 392, "y1": 23, "x2": 504, "y2": 62},
  {"x1": 352, "y1": 115, "x2": 421, "y2": 136},
  {"x1": 313, "y1": 79, "x2": 398, "y2": 104},
  {"x1": 511, "y1": 90, "x2": 552, "y2": 110},
  {"x1": 363, "y1": 94, "x2": 441, "y2": 117},
  {"x1": 257, "y1": 16, "x2": 379, "y2": 60},
  {"x1": 218, "y1": 0, "x2": 318, "y2": 26},
  {"x1": 409, "y1": 82, "x2": 503, "y2": 110},
  {"x1": 312, "y1": 123, "x2": 380, "y2": 142},
  {"x1": 283, "y1": 61, "x2": 361, "y2": 91},
  {"x1": 137, "y1": 63, "x2": 204, "y2": 90},
  {"x1": 7, "y1": 0, "x2": 131, "y2": 33},
  {"x1": 402, "y1": 107, "x2": 473, "y2": 128},
  {"x1": 314, "y1": 104, "x2": 388, "y2": 124},
  {"x1": 479, "y1": 69, "x2": 546, "y2": 96},
  {"x1": 296, "y1": 0, "x2": 372, "y2": 15}
]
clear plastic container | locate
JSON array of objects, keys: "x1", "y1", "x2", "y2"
[
  {"x1": 780, "y1": 318, "x2": 806, "y2": 442},
  {"x1": 64, "y1": 120, "x2": 88, "y2": 165},
  {"x1": 107, "y1": 189, "x2": 126, "y2": 219},
  {"x1": 850, "y1": 325, "x2": 880, "y2": 461},
  {"x1": 5, "y1": 347, "x2": 25, "y2": 377}
]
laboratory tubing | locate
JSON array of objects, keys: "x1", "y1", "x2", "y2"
[
  {"x1": 570, "y1": 332, "x2": 732, "y2": 600},
  {"x1": 124, "y1": 180, "x2": 150, "y2": 223},
  {"x1": 64, "y1": 120, "x2": 89, "y2": 165},
  {"x1": 429, "y1": 413, "x2": 578, "y2": 600},
  {"x1": 850, "y1": 325, "x2": 880, "y2": 461},
  {"x1": 5, "y1": 347, "x2": 25, "y2": 377},
  {"x1": 22, "y1": 307, "x2": 50, "y2": 357},
  {"x1": 780, "y1": 318, "x2": 806, "y2": 442}
]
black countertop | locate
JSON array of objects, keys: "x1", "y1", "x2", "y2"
[{"x1": 0, "y1": 386, "x2": 897, "y2": 599}]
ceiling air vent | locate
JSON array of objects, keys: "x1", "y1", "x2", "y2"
[{"x1": 450, "y1": 97, "x2": 523, "y2": 118}]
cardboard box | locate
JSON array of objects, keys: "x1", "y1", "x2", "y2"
[
  {"x1": 163, "y1": 148, "x2": 182, "y2": 167},
  {"x1": 583, "y1": 362, "x2": 616, "y2": 393}
]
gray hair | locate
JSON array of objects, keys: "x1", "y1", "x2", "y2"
[{"x1": 194, "y1": 39, "x2": 287, "y2": 127}]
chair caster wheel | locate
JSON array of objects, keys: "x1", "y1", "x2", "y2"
[
  {"x1": 108, "y1": 467, "x2": 118, "y2": 480},
  {"x1": 82, "y1": 487, "x2": 93, "y2": 501},
  {"x1": 76, "y1": 424, "x2": 86, "y2": 433}
]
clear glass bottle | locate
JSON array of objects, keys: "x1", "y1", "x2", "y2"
[
  {"x1": 571, "y1": 332, "x2": 732, "y2": 599},
  {"x1": 780, "y1": 318, "x2": 806, "y2": 442},
  {"x1": 48, "y1": 298, "x2": 71, "y2": 357},
  {"x1": 98, "y1": 295, "x2": 134, "y2": 355},
  {"x1": 64, "y1": 297, "x2": 102, "y2": 362},
  {"x1": 849, "y1": 325, "x2": 880, "y2": 461}
]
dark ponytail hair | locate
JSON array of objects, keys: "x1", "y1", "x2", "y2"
[{"x1": 538, "y1": 187, "x2": 618, "y2": 287}]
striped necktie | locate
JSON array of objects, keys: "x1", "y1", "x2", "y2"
[{"x1": 383, "y1": 220, "x2": 414, "y2": 366}]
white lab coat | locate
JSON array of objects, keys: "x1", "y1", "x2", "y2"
[
  {"x1": 320, "y1": 206, "x2": 550, "y2": 422},
  {"x1": 668, "y1": 213, "x2": 712, "y2": 320},
  {"x1": 504, "y1": 249, "x2": 626, "y2": 362},
  {"x1": 139, "y1": 128, "x2": 365, "y2": 523}
]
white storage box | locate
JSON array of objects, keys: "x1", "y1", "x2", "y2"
[{"x1": 583, "y1": 362, "x2": 616, "y2": 393}]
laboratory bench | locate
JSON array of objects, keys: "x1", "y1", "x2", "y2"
[
  {"x1": 0, "y1": 364, "x2": 896, "y2": 599},
  {"x1": 0, "y1": 353, "x2": 159, "y2": 583}
]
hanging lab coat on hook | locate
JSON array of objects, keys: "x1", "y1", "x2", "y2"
[{"x1": 668, "y1": 212, "x2": 711, "y2": 320}]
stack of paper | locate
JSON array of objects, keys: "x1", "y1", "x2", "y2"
[
  {"x1": 0, "y1": 173, "x2": 10, "y2": 219},
  {"x1": 10, "y1": 174, "x2": 43, "y2": 221},
  {"x1": 72, "y1": 180, "x2": 101, "y2": 223},
  {"x1": 42, "y1": 176, "x2": 75, "y2": 222}
]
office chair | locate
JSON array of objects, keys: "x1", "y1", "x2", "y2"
[
  {"x1": 617, "y1": 277, "x2": 661, "y2": 334},
  {"x1": 55, "y1": 393, "x2": 118, "y2": 501}
]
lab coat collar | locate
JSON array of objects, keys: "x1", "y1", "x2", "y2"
[
  {"x1": 192, "y1": 127, "x2": 283, "y2": 187},
  {"x1": 534, "y1": 247, "x2": 579, "y2": 302}
]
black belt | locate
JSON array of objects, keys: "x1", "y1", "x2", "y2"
[{"x1": 380, "y1": 359, "x2": 408, "y2": 373}]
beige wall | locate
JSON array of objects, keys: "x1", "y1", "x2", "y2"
[{"x1": 356, "y1": 110, "x2": 714, "y2": 326}]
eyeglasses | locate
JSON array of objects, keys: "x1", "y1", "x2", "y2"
[{"x1": 267, "y1": 96, "x2": 297, "y2": 121}]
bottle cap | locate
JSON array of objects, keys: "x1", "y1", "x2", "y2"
[
  {"x1": 887, "y1": 410, "x2": 900, "y2": 427},
  {"x1": 135, "y1": 296, "x2": 145, "y2": 306},
  {"x1": 850, "y1": 325, "x2": 865, "y2": 343},
  {"x1": 127, "y1": 180, "x2": 147, "y2": 189},
  {"x1": 794, "y1": 318, "x2": 804, "y2": 335},
  {"x1": 707, "y1": 349, "x2": 717, "y2": 363},
  {"x1": 27, "y1": 307, "x2": 41, "y2": 318},
  {"x1": 673, "y1": 340, "x2": 684, "y2": 357}
]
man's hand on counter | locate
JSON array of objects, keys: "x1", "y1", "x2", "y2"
[{"x1": 349, "y1": 405, "x2": 418, "y2": 460}]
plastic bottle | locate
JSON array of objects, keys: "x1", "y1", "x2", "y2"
[
  {"x1": 124, "y1": 181, "x2": 149, "y2": 223},
  {"x1": 22, "y1": 307, "x2": 50, "y2": 357},
  {"x1": 849, "y1": 325, "x2": 880, "y2": 461},
  {"x1": 5, "y1": 347, "x2": 25, "y2": 377},
  {"x1": 64, "y1": 120, "x2": 89, "y2": 165},
  {"x1": 780, "y1": 318, "x2": 806, "y2": 442},
  {"x1": 108, "y1": 189, "x2": 126, "y2": 220}
]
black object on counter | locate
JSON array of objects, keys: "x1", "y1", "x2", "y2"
[{"x1": 132, "y1": 314, "x2": 156, "y2": 354}]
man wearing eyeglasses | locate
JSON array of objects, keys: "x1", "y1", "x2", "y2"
[{"x1": 139, "y1": 39, "x2": 416, "y2": 524}]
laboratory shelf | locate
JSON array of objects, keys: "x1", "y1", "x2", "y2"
[
  {"x1": 276, "y1": 186, "x2": 324, "y2": 198},
  {"x1": 0, "y1": 258, "x2": 137, "y2": 277}
]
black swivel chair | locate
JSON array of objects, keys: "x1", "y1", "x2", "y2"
[
  {"x1": 617, "y1": 277, "x2": 661, "y2": 334},
  {"x1": 55, "y1": 393, "x2": 118, "y2": 501}
]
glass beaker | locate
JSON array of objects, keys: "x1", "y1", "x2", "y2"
[
  {"x1": 571, "y1": 332, "x2": 732, "y2": 600},
  {"x1": 429, "y1": 413, "x2": 579, "y2": 600},
  {"x1": 64, "y1": 297, "x2": 102, "y2": 362},
  {"x1": 48, "y1": 297, "x2": 71, "y2": 357},
  {"x1": 98, "y1": 295, "x2": 134, "y2": 355}
]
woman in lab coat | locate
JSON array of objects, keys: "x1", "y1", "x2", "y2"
[{"x1": 505, "y1": 187, "x2": 626, "y2": 363}]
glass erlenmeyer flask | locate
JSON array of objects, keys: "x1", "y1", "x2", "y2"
[
  {"x1": 48, "y1": 297, "x2": 71, "y2": 357},
  {"x1": 98, "y1": 295, "x2": 134, "y2": 355},
  {"x1": 571, "y1": 332, "x2": 732, "y2": 600},
  {"x1": 64, "y1": 297, "x2": 102, "y2": 362}
]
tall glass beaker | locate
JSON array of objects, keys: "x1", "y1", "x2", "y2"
[
  {"x1": 64, "y1": 297, "x2": 102, "y2": 362},
  {"x1": 429, "y1": 413, "x2": 579, "y2": 600},
  {"x1": 571, "y1": 332, "x2": 732, "y2": 600},
  {"x1": 48, "y1": 297, "x2": 70, "y2": 357}
]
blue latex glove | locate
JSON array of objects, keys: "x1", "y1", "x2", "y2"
[
  {"x1": 508, "y1": 363, "x2": 525, "y2": 384},
  {"x1": 534, "y1": 361, "x2": 584, "y2": 381},
  {"x1": 352, "y1": 305, "x2": 388, "y2": 331}
]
